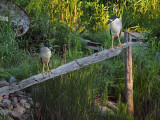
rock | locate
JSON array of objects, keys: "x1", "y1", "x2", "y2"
[
  {"x1": 11, "y1": 97, "x2": 19, "y2": 108},
  {"x1": 0, "y1": 109, "x2": 11, "y2": 116},
  {"x1": 27, "y1": 97, "x2": 33, "y2": 105},
  {"x1": 29, "y1": 100, "x2": 33, "y2": 105},
  {"x1": 0, "y1": 96, "x2": 3, "y2": 102},
  {"x1": 0, "y1": 103, "x2": 3, "y2": 107},
  {"x1": 27, "y1": 97, "x2": 32, "y2": 101},
  {"x1": 8, "y1": 104, "x2": 14, "y2": 110},
  {"x1": 9, "y1": 77, "x2": 17, "y2": 84},
  {"x1": 19, "y1": 99, "x2": 27, "y2": 107},
  {"x1": 3, "y1": 94, "x2": 9, "y2": 99},
  {"x1": 10, "y1": 93, "x2": 16, "y2": 97},
  {"x1": 12, "y1": 97, "x2": 18, "y2": 103},
  {"x1": 3, "y1": 99, "x2": 11, "y2": 108},
  {"x1": 11, "y1": 110, "x2": 22, "y2": 119},
  {"x1": 0, "y1": 81, "x2": 9, "y2": 87},
  {"x1": 8, "y1": 117, "x2": 14, "y2": 120},
  {"x1": 22, "y1": 114, "x2": 30, "y2": 120},
  {"x1": 24, "y1": 103, "x2": 31, "y2": 109},
  {"x1": 14, "y1": 106, "x2": 26, "y2": 115},
  {"x1": 12, "y1": 102, "x2": 20, "y2": 108},
  {"x1": 15, "y1": 91, "x2": 26, "y2": 96}
]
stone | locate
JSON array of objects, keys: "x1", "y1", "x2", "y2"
[
  {"x1": 11, "y1": 97, "x2": 19, "y2": 108},
  {"x1": 22, "y1": 114, "x2": 30, "y2": 120},
  {"x1": 15, "y1": 91, "x2": 25, "y2": 96},
  {"x1": 0, "y1": 109, "x2": 11, "y2": 116},
  {"x1": 12, "y1": 102, "x2": 20, "y2": 108},
  {"x1": 9, "y1": 77, "x2": 17, "y2": 84},
  {"x1": 0, "y1": 96, "x2": 3, "y2": 102},
  {"x1": 27, "y1": 97, "x2": 32, "y2": 101},
  {"x1": 8, "y1": 117, "x2": 14, "y2": 120},
  {"x1": 24, "y1": 103, "x2": 31, "y2": 109},
  {"x1": 14, "y1": 106, "x2": 26, "y2": 115},
  {"x1": 3, "y1": 94, "x2": 9, "y2": 99},
  {"x1": 19, "y1": 99, "x2": 27, "y2": 107},
  {"x1": 0, "y1": 103, "x2": 3, "y2": 107},
  {"x1": 8, "y1": 104, "x2": 14, "y2": 110},
  {"x1": 29, "y1": 100, "x2": 33, "y2": 105},
  {"x1": 11, "y1": 110, "x2": 22, "y2": 119},
  {"x1": 12, "y1": 97, "x2": 18, "y2": 103},
  {"x1": 0, "y1": 81, "x2": 9, "y2": 87},
  {"x1": 3, "y1": 99, "x2": 11, "y2": 108}
]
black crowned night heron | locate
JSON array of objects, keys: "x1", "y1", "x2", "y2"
[
  {"x1": 107, "y1": 16, "x2": 122, "y2": 49},
  {"x1": 40, "y1": 44, "x2": 53, "y2": 77}
]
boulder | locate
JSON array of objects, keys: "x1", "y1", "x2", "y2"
[
  {"x1": 9, "y1": 77, "x2": 17, "y2": 84},
  {"x1": 0, "y1": 81, "x2": 9, "y2": 87}
]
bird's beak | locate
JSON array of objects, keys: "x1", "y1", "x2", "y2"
[
  {"x1": 49, "y1": 47, "x2": 53, "y2": 51},
  {"x1": 107, "y1": 20, "x2": 112, "y2": 24}
]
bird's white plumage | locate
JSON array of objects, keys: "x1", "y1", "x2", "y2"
[
  {"x1": 110, "y1": 18, "x2": 122, "y2": 38},
  {"x1": 40, "y1": 47, "x2": 51, "y2": 64}
]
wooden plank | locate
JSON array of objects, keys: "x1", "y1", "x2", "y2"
[
  {"x1": 125, "y1": 32, "x2": 134, "y2": 118},
  {"x1": 84, "y1": 39, "x2": 102, "y2": 46},
  {"x1": 0, "y1": 42, "x2": 134, "y2": 97},
  {"x1": 86, "y1": 46, "x2": 102, "y2": 52},
  {"x1": 121, "y1": 31, "x2": 146, "y2": 41}
]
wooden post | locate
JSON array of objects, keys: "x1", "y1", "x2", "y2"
[{"x1": 125, "y1": 32, "x2": 134, "y2": 117}]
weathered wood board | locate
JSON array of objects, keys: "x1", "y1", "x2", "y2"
[{"x1": 0, "y1": 42, "x2": 134, "y2": 97}]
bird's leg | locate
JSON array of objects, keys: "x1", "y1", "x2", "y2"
[
  {"x1": 118, "y1": 36, "x2": 123, "y2": 49},
  {"x1": 42, "y1": 62, "x2": 45, "y2": 78},
  {"x1": 110, "y1": 36, "x2": 114, "y2": 51},
  {"x1": 47, "y1": 62, "x2": 53, "y2": 76},
  {"x1": 118, "y1": 36, "x2": 122, "y2": 46}
]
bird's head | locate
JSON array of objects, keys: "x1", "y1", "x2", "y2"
[
  {"x1": 44, "y1": 44, "x2": 53, "y2": 51},
  {"x1": 107, "y1": 16, "x2": 119, "y2": 24}
]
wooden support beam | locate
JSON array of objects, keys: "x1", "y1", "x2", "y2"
[
  {"x1": 0, "y1": 42, "x2": 134, "y2": 97},
  {"x1": 125, "y1": 32, "x2": 134, "y2": 117}
]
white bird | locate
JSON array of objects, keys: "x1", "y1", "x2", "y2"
[
  {"x1": 40, "y1": 44, "x2": 53, "y2": 77},
  {"x1": 107, "y1": 16, "x2": 122, "y2": 49}
]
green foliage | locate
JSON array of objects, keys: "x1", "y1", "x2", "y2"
[
  {"x1": 0, "y1": 68, "x2": 12, "y2": 80},
  {"x1": 0, "y1": 116, "x2": 9, "y2": 120},
  {"x1": 81, "y1": 0, "x2": 109, "y2": 32},
  {"x1": 132, "y1": 45, "x2": 160, "y2": 119}
]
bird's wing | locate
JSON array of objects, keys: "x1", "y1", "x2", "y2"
[{"x1": 119, "y1": 21, "x2": 122, "y2": 36}]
